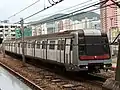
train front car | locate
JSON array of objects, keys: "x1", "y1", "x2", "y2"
[{"x1": 78, "y1": 30, "x2": 111, "y2": 73}]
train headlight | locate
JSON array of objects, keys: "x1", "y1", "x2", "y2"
[
  {"x1": 86, "y1": 66, "x2": 88, "y2": 68},
  {"x1": 104, "y1": 65, "x2": 106, "y2": 68}
]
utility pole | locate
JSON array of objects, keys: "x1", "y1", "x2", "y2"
[
  {"x1": 2, "y1": 27, "x2": 5, "y2": 58},
  {"x1": 110, "y1": 0, "x2": 120, "y2": 82},
  {"x1": 115, "y1": 34, "x2": 120, "y2": 81},
  {"x1": 20, "y1": 18, "x2": 25, "y2": 63}
]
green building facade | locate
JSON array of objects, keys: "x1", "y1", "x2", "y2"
[{"x1": 15, "y1": 27, "x2": 32, "y2": 39}]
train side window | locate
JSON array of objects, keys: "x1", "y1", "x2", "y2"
[
  {"x1": 49, "y1": 41, "x2": 55, "y2": 49},
  {"x1": 61, "y1": 40, "x2": 65, "y2": 50},
  {"x1": 57, "y1": 40, "x2": 65, "y2": 50},
  {"x1": 42, "y1": 41, "x2": 47, "y2": 49},
  {"x1": 57, "y1": 40, "x2": 61, "y2": 50},
  {"x1": 36, "y1": 41, "x2": 40, "y2": 49},
  {"x1": 24, "y1": 43, "x2": 27, "y2": 48},
  {"x1": 31, "y1": 42, "x2": 35, "y2": 48},
  {"x1": 14, "y1": 43, "x2": 16, "y2": 47},
  {"x1": 28, "y1": 42, "x2": 30, "y2": 48}
]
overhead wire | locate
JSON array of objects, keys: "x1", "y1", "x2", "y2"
[
  {"x1": 8, "y1": 0, "x2": 41, "y2": 19},
  {"x1": 47, "y1": 1, "x2": 120, "y2": 23},
  {"x1": 48, "y1": 0, "x2": 53, "y2": 5},
  {"x1": 14, "y1": 0, "x2": 120, "y2": 25},
  {"x1": 15, "y1": 0, "x2": 64, "y2": 24},
  {"x1": 30, "y1": 0, "x2": 94, "y2": 22},
  {"x1": 51, "y1": 0, "x2": 56, "y2": 3},
  {"x1": 30, "y1": 0, "x2": 111, "y2": 24}
]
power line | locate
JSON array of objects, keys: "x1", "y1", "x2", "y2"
[
  {"x1": 8, "y1": 0, "x2": 41, "y2": 19},
  {"x1": 33, "y1": 0, "x2": 94, "y2": 21},
  {"x1": 48, "y1": 0, "x2": 53, "y2": 5},
  {"x1": 51, "y1": 0, "x2": 56, "y2": 3},
  {"x1": 47, "y1": 1, "x2": 120, "y2": 23},
  {"x1": 15, "y1": 0, "x2": 64, "y2": 24},
  {"x1": 30, "y1": 0, "x2": 111, "y2": 24}
]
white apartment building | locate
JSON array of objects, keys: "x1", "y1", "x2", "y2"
[
  {"x1": 30, "y1": 17, "x2": 100, "y2": 35},
  {"x1": 0, "y1": 23, "x2": 21, "y2": 40}
]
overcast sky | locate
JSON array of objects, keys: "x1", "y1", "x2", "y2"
[{"x1": 0, "y1": 0, "x2": 99, "y2": 23}]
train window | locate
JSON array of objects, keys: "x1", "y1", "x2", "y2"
[
  {"x1": 28, "y1": 42, "x2": 30, "y2": 48},
  {"x1": 61, "y1": 40, "x2": 65, "y2": 50},
  {"x1": 14, "y1": 43, "x2": 16, "y2": 47},
  {"x1": 24, "y1": 43, "x2": 27, "y2": 48},
  {"x1": 49, "y1": 41, "x2": 55, "y2": 49},
  {"x1": 36, "y1": 41, "x2": 40, "y2": 49},
  {"x1": 42, "y1": 41, "x2": 47, "y2": 49},
  {"x1": 78, "y1": 35, "x2": 85, "y2": 55},
  {"x1": 57, "y1": 40, "x2": 65, "y2": 50},
  {"x1": 57, "y1": 40, "x2": 61, "y2": 50},
  {"x1": 31, "y1": 42, "x2": 35, "y2": 48},
  {"x1": 102, "y1": 37, "x2": 110, "y2": 53}
]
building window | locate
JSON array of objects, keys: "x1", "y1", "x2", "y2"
[
  {"x1": 5, "y1": 26, "x2": 8, "y2": 28},
  {"x1": 0, "y1": 26, "x2": 3, "y2": 28},
  {"x1": 49, "y1": 41, "x2": 55, "y2": 49},
  {"x1": 11, "y1": 26, "x2": 16, "y2": 28},
  {"x1": 11, "y1": 34, "x2": 15, "y2": 36},
  {"x1": 5, "y1": 34, "x2": 7, "y2": 36},
  {"x1": 11, "y1": 30, "x2": 15, "y2": 32},
  {"x1": 5, "y1": 30, "x2": 8, "y2": 32}
]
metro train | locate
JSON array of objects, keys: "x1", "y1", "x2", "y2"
[{"x1": 3, "y1": 29, "x2": 112, "y2": 72}]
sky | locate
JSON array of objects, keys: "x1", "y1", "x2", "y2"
[{"x1": 0, "y1": 0, "x2": 99, "y2": 23}]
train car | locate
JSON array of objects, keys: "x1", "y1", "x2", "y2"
[{"x1": 4, "y1": 29, "x2": 112, "y2": 72}]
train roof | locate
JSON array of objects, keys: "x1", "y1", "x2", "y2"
[
  {"x1": 16, "y1": 29, "x2": 82, "y2": 41},
  {"x1": 4, "y1": 29, "x2": 106, "y2": 42}
]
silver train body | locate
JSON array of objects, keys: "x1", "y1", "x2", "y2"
[{"x1": 4, "y1": 29, "x2": 112, "y2": 72}]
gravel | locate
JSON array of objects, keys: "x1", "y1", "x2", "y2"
[{"x1": 0, "y1": 54, "x2": 114, "y2": 90}]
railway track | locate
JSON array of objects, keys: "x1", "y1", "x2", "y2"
[
  {"x1": 0, "y1": 61, "x2": 43, "y2": 90},
  {"x1": 2, "y1": 52, "x2": 111, "y2": 90}
]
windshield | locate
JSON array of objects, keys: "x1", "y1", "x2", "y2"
[{"x1": 78, "y1": 35, "x2": 110, "y2": 56}]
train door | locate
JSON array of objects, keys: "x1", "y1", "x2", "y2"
[
  {"x1": 31, "y1": 41, "x2": 35, "y2": 57},
  {"x1": 56, "y1": 39, "x2": 65, "y2": 63},
  {"x1": 47, "y1": 40, "x2": 56, "y2": 61},
  {"x1": 18, "y1": 42, "x2": 20, "y2": 54},
  {"x1": 27, "y1": 40, "x2": 32, "y2": 56},
  {"x1": 35, "y1": 40, "x2": 40, "y2": 58},
  {"x1": 41, "y1": 40, "x2": 47, "y2": 60},
  {"x1": 15, "y1": 41, "x2": 17, "y2": 53},
  {"x1": 24, "y1": 41, "x2": 27, "y2": 55},
  {"x1": 13, "y1": 41, "x2": 15, "y2": 53},
  {"x1": 10, "y1": 42, "x2": 11, "y2": 52},
  {"x1": 65, "y1": 38, "x2": 71, "y2": 64}
]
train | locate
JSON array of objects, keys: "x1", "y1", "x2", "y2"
[{"x1": 3, "y1": 29, "x2": 112, "y2": 73}]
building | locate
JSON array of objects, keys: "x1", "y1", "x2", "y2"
[
  {"x1": 30, "y1": 12, "x2": 100, "y2": 34},
  {"x1": 100, "y1": 0, "x2": 118, "y2": 41},
  {"x1": 100, "y1": 0, "x2": 120, "y2": 56},
  {"x1": 0, "y1": 23, "x2": 21, "y2": 40}
]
